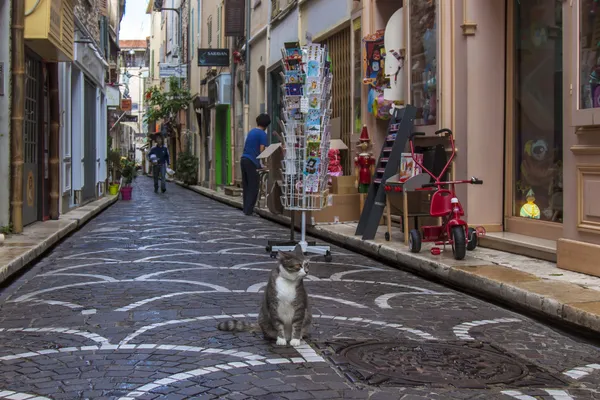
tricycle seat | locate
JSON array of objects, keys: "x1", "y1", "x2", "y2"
[{"x1": 430, "y1": 189, "x2": 464, "y2": 217}]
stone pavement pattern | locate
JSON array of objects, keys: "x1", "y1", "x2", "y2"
[{"x1": 0, "y1": 179, "x2": 598, "y2": 399}]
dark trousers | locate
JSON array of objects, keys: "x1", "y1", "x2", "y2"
[
  {"x1": 153, "y1": 164, "x2": 166, "y2": 192},
  {"x1": 241, "y1": 157, "x2": 259, "y2": 215}
]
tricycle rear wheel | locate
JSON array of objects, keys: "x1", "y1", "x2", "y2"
[
  {"x1": 408, "y1": 229, "x2": 422, "y2": 253},
  {"x1": 451, "y1": 226, "x2": 467, "y2": 260},
  {"x1": 466, "y1": 227, "x2": 478, "y2": 251}
]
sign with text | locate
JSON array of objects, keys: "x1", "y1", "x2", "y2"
[
  {"x1": 106, "y1": 85, "x2": 121, "y2": 107},
  {"x1": 159, "y1": 64, "x2": 188, "y2": 78},
  {"x1": 198, "y1": 49, "x2": 230, "y2": 67},
  {"x1": 123, "y1": 114, "x2": 138, "y2": 122},
  {"x1": 120, "y1": 98, "x2": 132, "y2": 112}
]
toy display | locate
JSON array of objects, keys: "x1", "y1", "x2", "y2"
[
  {"x1": 516, "y1": 138, "x2": 562, "y2": 223},
  {"x1": 363, "y1": 29, "x2": 402, "y2": 120},
  {"x1": 406, "y1": 129, "x2": 485, "y2": 261},
  {"x1": 399, "y1": 153, "x2": 423, "y2": 182},
  {"x1": 354, "y1": 125, "x2": 376, "y2": 193},
  {"x1": 270, "y1": 42, "x2": 334, "y2": 260},
  {"x1": 327, "y1": 149, "x2": 343, "y2": 180}
]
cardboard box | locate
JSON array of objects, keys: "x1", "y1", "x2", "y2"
[
  {"x1": 295, "y1": 193, "x2": 361, "y2": 226},
  {"x1": 331, "y1": 175, "x2": 356, "y2": 195}
]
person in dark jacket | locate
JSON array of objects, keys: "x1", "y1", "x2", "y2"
[
  {"x1": 241, "y1": 114, "x2": 271, "y2": 215},
  {"x1": 147, "y1": 135, "x2": 170, "y2": 193}
]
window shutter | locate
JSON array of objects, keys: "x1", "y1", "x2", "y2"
[
  {"x1": 224, "y1": 0, "x2": 245, "y2": 37},
  {"x1": 271, "y1": 0, "x2": 279, "y2": 18},
  {"x1": 99, "y1": 0, "x2": 108, "y2": 16}
]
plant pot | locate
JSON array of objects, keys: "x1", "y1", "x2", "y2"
[
  {"x1": 109, "y1": 184, "x2": 120, "y2": 196},
  {"x1": 120, "y1": 186, "x2": 133, "y2": 201}
]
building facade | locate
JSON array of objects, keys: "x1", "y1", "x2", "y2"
[
  {"x1": 1, "y1": 0, "x2": 125, "y2": 232},
  {"x1": 119, "y1": 40, "x2": 150, "y2": 163}
]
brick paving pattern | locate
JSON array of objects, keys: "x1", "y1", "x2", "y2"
[{"x1": 0, "y1": 178, "x2": 598, "y2": 399}]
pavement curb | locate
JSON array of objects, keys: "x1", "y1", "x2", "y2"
[
  {"x1": 0, "y1": 195, "x2": 119, "y2": 285},
  {"x1": 178, "y1": 182, "x2": 600, "y2": 334}
]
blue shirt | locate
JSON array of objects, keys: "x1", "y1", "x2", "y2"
[
  {"x1": 148, "y1": 145, "x2": 170, "y2": 165},
  {"x1": 242, "y1": 128, "x2": 268, "y2": 168}
]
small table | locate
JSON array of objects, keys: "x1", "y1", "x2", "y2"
[{"x1": 383, "y1": 173, "x2": 433, "y2": 244}]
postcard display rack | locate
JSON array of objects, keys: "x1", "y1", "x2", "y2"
[{"x1": 269, "y1": 43, "x2": 333, "y2": 261}]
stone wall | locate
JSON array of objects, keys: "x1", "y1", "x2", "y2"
[{"x1": 74, "y1": 0, "x2": 101, "y2": 44}]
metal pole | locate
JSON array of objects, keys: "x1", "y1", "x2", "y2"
[
  {"x1": 300, "y1": 211, "x2": 307, "y2": 250},
  {"x1": 10, "y1": 0, "x2": 25, "y2": 233},
  {"x1": 48, "y1": 63, "x2": 60, "y2": 220}
]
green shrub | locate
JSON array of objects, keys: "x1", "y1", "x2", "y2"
[{"x1": 175, "y1": 151, "x2": 199, "y2": 185}]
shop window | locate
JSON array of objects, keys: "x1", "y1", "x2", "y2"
[
  {"x1": 409, "y1": 0, "x2": 437, "y2": 126},
  {"x1": 579, "y1": 0, "x2": 600, "y2": 109},
  {"x1": 512, "y1": 0, "x2": 563, "y2": 223}
]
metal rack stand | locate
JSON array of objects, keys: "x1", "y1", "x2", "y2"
[{"x1": 268, "y1": 42, "x2": 333, "y2": 261}]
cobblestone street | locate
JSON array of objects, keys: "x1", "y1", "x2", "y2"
[{"x1": 0, "y1": 178, "x2": 599, "y2": 399}]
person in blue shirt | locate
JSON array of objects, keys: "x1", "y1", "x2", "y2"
[
  {"x1": 241, "y1": 114, "x2": 271, "y2": 215},
  {"x1": 147, "y1": 135, "x2": 170, "y2": 194}
]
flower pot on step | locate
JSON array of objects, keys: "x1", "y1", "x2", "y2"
[
  {"x1": 109, "y1": 184, "x2": 120, "y2": 195},
  {"x1": 120, "y1": 186, "x2": 133, "y2": 201}
]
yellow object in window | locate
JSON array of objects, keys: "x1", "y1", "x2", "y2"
[{"x1": 520, "y1": 189, "x2": 541, "y2": 220}]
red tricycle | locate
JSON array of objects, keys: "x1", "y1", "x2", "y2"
[{"x1": 407, "y1": 128, "x2": 485, "y2": 260}]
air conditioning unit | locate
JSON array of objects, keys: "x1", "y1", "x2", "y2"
[{"x1": 208, "y1": 73, "x2": 231, "y2": 106}]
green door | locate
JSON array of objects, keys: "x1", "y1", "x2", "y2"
[{"x1": 214, "y1": 106, "x2": 231, "y2": 186}]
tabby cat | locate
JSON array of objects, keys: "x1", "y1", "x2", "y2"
[{"x1": 217, "y1": 245, "x2": 312, "y2": 347}]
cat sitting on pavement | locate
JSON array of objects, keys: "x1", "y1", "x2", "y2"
[{"x1": 217, "y1": 244, "x2": 312, "y2": 347}]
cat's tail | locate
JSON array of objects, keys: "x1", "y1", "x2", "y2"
[{"x1": 217, "y1": 320, "x2": 258, "y2": 332}]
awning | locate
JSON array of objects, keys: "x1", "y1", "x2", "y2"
[{"x1": 121, "y1": 122, "x2": 140, "y2": 133}]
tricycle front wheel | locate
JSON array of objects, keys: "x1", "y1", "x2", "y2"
[
  {"x1": 408, "y1": 229, "x2": 422, "y2": 253},
  {"x1": 451, "y1": 226, "x2": 467, "y2": 260}
]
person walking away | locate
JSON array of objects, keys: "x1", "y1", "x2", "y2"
[
  {"x1": 148, "y1": 135, "x2": 170, "y2": 193},
  {"x1": 241, "y1": 114, "x2": 271, "y2": 215}
]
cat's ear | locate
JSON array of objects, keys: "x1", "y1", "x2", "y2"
[
  {"x1": 277, "y1": 251, "x2": 288, "y2": 260},
  {"x1": 294, "y1": 245, "x2": 304, "y2": 256}
]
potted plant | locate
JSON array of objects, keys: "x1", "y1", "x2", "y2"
[
  {"x1": 120, "y1": 158, "x2": 136, "y2": 200},
  {"x1": 108, "y1": 150, "x2": 122, "y2": 195}
]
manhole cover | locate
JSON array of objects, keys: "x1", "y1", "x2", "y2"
[{"x1": 317, "y1": 340, "x2": 569, "y2": 389}]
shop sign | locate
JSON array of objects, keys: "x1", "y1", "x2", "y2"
[
  {"x1": 159, "y1": 63, "x2": 187, "y2": 78},
  {"x1": 121, "y1": 98, "x2": 132, "y2": 111},
  {"x1": 123, "y1": 114, "x2": 138, "y2": 122},
  {"x1": 198, "y1": 49, "x2": 230, "y2": 67},
  {"x1": 106, "y1": 85, "x2": 121, "y2": 107}
]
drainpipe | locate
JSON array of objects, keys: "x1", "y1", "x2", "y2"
[
  {"x1": 243, "y1": 0, "x2": 251, "y2": 135},
  {"x1": 230, "y1": 37, "x2": 236, "y2": 186},
  {"x1": 48, "y1": 63, "x2": 60, "y2": 220},
  {"x1": 10, "y1": 0, "x2": 25, "y2": 233}
]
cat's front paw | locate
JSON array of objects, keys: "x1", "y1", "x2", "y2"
[
  {"x1": 276, "y1": 337, "x2": 287, "y2": 346},
  {"x1": 290, "y1": 339, "x2": 302, "y2": 347}
]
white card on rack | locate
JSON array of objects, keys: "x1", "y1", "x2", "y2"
[{"x1": 300, "y1": 97, "x2": 309, "y2": 113}]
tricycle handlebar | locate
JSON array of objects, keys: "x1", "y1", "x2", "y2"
[
  {"x1": 435, "y1": 128, "x2": 453, "y2": 136},
  {"x1": 421, "y1": 177, "x2": 483, "y2": 189},
  {"x1": 409, "y1": 131, "x2": 426, "y2": 139}
]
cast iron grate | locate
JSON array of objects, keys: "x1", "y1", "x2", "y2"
[{"x1": 315, "y1": 340, "x2": 570, "y2": 389}]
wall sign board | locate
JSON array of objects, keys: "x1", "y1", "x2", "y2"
[{"x1": 198, "y1": 49, "x2": 230, "y2": 67}]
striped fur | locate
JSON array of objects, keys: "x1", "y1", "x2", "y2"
[{"x1": 217, "y1": 319, "x2": 258, "y2": 332}]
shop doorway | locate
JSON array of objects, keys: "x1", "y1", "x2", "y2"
[
  {"x1": 22, "y1": 54, "x2": 42, "y2": 226},
  {"x1": 268, "y1": 66, "x2": 283, "y2": 143},
  {"x1": 214, "y1": 105, "x2": 231, "y2": 186},
  {"x1": 82, "y1": 80, "x2": 97, "y2": 202},
  {"x1": 505, "y1": 0, "x2": 563, "y2": 239}
]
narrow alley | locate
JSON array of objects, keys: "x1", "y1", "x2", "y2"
[{"x1": 0, "y1": 179, "x2": 598, "y2": 400}]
